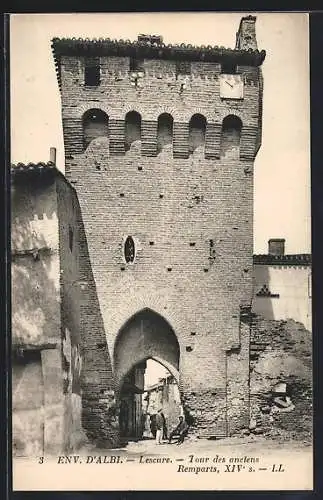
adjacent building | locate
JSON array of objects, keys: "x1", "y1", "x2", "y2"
[
  {"x1": 11, "y1": 155, "x2": 118, "y2": 456},
  {"x1": 253, "y1": 239, "x2": 311, "y2": 331}
]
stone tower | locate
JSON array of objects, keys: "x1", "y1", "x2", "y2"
[{"x1": 52, "y1": 15, "x2": 265, "y2": 441}]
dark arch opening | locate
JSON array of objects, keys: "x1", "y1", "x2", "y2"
[
  {"x1": 157, "y1": 113, "x2": 174, "y2": 153},
  {"x1": 82, "y1": 109, "x2": 109, "y2": 150},
  {"x1": 125, "y1": 111, "x2": 142, "y2": 151},
  {"x1": 220, "y1": 115, "x2": 242, "y2": 159},
  {"x1": 189, "y1": 114, "x2": 207, "y2": 153}
]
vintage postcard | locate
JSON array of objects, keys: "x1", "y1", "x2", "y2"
[{"x1": 10, "y1": 12, "x2": 312, "y2": 491}]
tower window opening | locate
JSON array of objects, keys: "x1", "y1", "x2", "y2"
[
  {"x1": 124, "y1": 236, "x2": 136, "y2": 263},
  {"x1": 84, "y1": 58, "x2": 101, "y2": 86},
  {"x1": 189, "y1": 114, "x2": 207, "y2": 153},
  {"x1": 69, "y1": 226, "x2": 74, "y2": 252},
  {"x1": 209, "y1": 239, "x2": 216, "y2": 262},
  {"x1": 82, "y1": 109, "x2": 109, "y2": 150},
  {"x1": 221, "y1": 60, "x2": 237, "y2": 75},
  {"x1": 125, "y1": 111, "x2": 142, "y2": 151},
  {"x1": 157, "y1": 113, "x2": 173, "y2": 152},
  {"x1": 129, "y1": 57, "x2": 145, "y2": 73},
  {"x1": 176, "y1": 61, "x2": 191, "y2": 77},
  {"x1": 220, "y1": 115, "x2": 242, "y2": 159}
]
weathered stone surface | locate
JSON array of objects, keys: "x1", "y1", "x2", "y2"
[{"x1": 250, "y1": 316, "x2": 312, "y2": 443}]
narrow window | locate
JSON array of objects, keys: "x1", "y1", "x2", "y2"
[
  {"x1": 221, "y1": 60, "x2": 237, "y2": 74},
  {"x1": 125, "y1": 111, "x2": 141, "y2": 151},
  {"x1": 69, "y1": 226, "x2": 73, "y2": 252},
  {"x1": 82, "y1": 109, "x2": 109, "y2": 150},
  {"x1": 129, "y1": 57, "x2": 145, "y2": 73},
  {"x1": 124, "y1": 236, "x2": 136, "y2": 263},
  {"x1": 176, "y1": 61, "x2": 191, "y2": 77},
  {"x1": 189, "y1": 114, "x2": 207, "y2": 153},
  {"x1": 157, "y1": 113, "x2": 173, "y2": 152},
  {"x1": 209, "y1": 239, "x2": 216, "y2": 262},
  {"x1": 220, "y1": 115, "x2": 242, "y2": 159},
  {"x1": 84, "y1": 57, "x2": 101, "y2": 86}
]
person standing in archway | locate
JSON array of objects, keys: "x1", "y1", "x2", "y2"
[
  {"x1": 155, "y1": 408, "x2": 164, "y2": 445},
  {"x1": 150, "y1": 414, "x2": 157, "y2": 438},
  {"x1": 161, "y1": 411, "x2": 168, "y2": 441},
  {"x1": 119, "y1": 400, "x2": 129, "y2": 437}
]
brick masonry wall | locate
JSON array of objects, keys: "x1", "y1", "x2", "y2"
[
  {"x1": 56, "y1": 175, "x2": 119, "y2": 448},
  {"x1": 249, "y1": 316, "x2": 312, "y2": 441},
  {"x1": 58, "y1": 54, "x2": 261, "y2": 438}
]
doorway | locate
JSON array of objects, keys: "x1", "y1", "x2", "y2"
[{"x1": 118, "y1": 358, "x2": 183, "y2": 442}]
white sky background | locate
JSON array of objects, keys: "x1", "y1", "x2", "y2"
[
  {"x1": 10, "y1": 12, "x2": 310, "y2": 255},
  {"x1": 145, "y1": 359, "x2": 168, "y2": 389}
]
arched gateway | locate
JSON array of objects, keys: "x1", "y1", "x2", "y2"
[{"x1": 114, "y1": 309, "x2": 180, "y2": 439}]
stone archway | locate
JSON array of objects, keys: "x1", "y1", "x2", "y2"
[
  {"x1": 113, "y1": 308, "x2": 180, "y2": 440},
  {"x1": 114, "y1": 308, "x2": 180, "y2": 390}
]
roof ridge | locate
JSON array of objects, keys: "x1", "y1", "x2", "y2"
[
  {"x1": 253, "y1": 254, "x2": 311, "y2": 265},
  {"x1": 51, "y1": 35, "x2": 264, "y2": 52},
  {"x1": 11, "y1": 161, "x2": 55, "y2": 168}
]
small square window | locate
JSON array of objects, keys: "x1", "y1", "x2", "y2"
[
  {"x1": 130, "y1": 57, "x2": 145, "y2": 73},
  {"x1": 84, "y1": 58, "x2": 101, "y2": 86},
  {"x1": 221, "y1": 61, "x2": 237, "y2": 74},
  {"x1": 176, "y1": 61, "x2": 191, "y2": 77}
]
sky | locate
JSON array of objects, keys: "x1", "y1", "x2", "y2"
[{"x1": 10, "y1": 12, "x2": 311, "y2": 255}]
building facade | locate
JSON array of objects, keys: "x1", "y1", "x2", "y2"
[
  {"x1": 143, "y1": 375, "x2": 184, "y2": 437},
  {"x1": 11, "y1": 160, "x2": 311, "y2": 456},
  {"x1": 11, "y1": 159, "x2": 119, "y2": 456},
  {"x1": 50, "y1": 15, "x2": 266, "y2": 440},
  {"x1": 253, "y1": 239, "x2": 312, "y2": 331}
]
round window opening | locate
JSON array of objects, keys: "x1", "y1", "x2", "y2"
[{"x1": 124, "y1": 236, "x2": 136, "y2": 263}]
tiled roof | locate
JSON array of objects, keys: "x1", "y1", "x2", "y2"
[
  {"x1": 51, "y1": 36, "x2": 266, "y2": 90},
  {"x1": 11, "y1": 162, "x2": 56, "y2": 180},
  {"x1": 253, "y1": 254, "x2": 311, "y2": 266}
]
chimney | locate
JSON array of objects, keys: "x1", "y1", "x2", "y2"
[
  {"x1": 268, "y1": 239, "x2": 285, "y2": 256},
  {"x1": 49, "y1": 147, "x2": 56, "y2": 164},
  {"x1": 235, "y1": 15, "x2": 258, "y2": 51}
]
